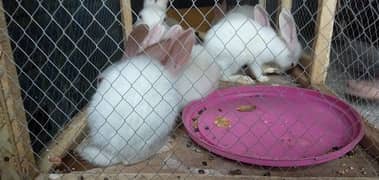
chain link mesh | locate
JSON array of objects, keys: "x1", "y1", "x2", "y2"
[
  {"x1": 0, "y1": 0, "x2": 378, "y2": 178},
  {"x1": 326, "y1": 0, "x2": 379, "y2": 126}
]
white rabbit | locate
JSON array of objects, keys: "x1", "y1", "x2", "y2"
[
  {"x1": 175, "y1": 44, "x2": 223, "y2": 108},
  {"x1": 204, "y1": 5, "x2": 302, "y2": 82},
  {"x1": 76, "y1": 24, "x2": 196, "y2": 166},
  {"x1": 135, "y1": 0, "x2": 170, "y2": 29}
]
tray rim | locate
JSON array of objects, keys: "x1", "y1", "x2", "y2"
[{"x1": 182, "y1": 85, "x2": 365, "y2": 167}]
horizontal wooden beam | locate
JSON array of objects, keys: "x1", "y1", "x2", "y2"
[
  {"x1": 36, "y1": 173, "x2": 379, "y2": 180},
  {"x1": 38, "y1": 109, "x2": 88, "y2": 173}
]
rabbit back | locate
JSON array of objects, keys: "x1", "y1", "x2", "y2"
[
  {"x1": 80, "y1": 56, "x2": 181, "y2": 166},
  {"x1": 204, "y1": 13, "x2": 285, "y2": 69}
]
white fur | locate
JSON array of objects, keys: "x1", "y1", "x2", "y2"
[
  {"x1": 204, "y1": 9, "x2": 302, "y2": 82},
  {"x1": 76, "y1": 46, "x2": 222, "y2": 167},
  {"x1": 76, "y1": 55, "x2": 182, "y2": 166},
  {"x1": 175, "y1": 44, "x2": 222, "y2": 109},
  {"x1": 135, "y1": 0, "x2": 170, "y2": 29}
]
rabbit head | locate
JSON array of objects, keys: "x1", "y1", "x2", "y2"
[
  {"x1": 275, "y1": 8, "x2": 303, "y2": 71},
  {"x1": 138, "y1": 0, "x2": 169, "y2": 28}
]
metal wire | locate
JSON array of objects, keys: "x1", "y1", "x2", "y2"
[{"x1": 0, "y1": 0, "x2": 378, "y2": 177}]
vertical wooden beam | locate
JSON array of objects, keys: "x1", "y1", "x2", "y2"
[
  {"x1": 0, "y1": 0, "x2": 38, "y2": 178},
  {"x1": 259, "y1": 0, "x2": 267, "y2": 8},
  {"x1": 280, "y1": 0, "x2": 293, "y2": 10},
  {"x1": 310, "y1": 0, "x2": 338, "y2": 85},
  {"x1": 0, "y1": 65, "x2": 22, "y2": 180},
  {"x1": 120, "y1": 0, "x2": 133, "y2": 44}
]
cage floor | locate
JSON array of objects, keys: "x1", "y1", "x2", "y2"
[{"x1": 54, "y1": 127, "x2": 379, "y2": 177}]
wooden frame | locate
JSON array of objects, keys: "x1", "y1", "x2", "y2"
[
  {"x1": 35, "y1": 173, "x2": 379, "y2": 180},
  {"x1": 120, "y1": 0, "x2": 133, "y2": 43},
  {"x1": 0, "y1": 0, "x2": 378, "y2": 179},
  {"x1": 0, "y1": 0, "x2": 37, "y2": 178},
  {"x1": 309, "y1": 0, "x2": 338, "y2": 85}
]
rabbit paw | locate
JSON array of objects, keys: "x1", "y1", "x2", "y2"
[
  {"x1": 264, "y1": 67, "x2": 281, "y2": 74},
  {"x1": 227, "y1": 75, "x2": 256, "y2": 85},
  {"x1": 257, "y1": 75, "x2": 270, "y2": 82}
]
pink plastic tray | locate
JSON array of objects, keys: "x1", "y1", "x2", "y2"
[{"x1": 182, "y1": 85, "x2": 364, "y2": 167}]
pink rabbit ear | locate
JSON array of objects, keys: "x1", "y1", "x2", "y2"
[
  {"x1": 124, "y1": 24, "x2": 149, "y2": 58},
  {"x1": 166, "y1": 28, "x2": 196, "y2": 73},
  {"x1": 163, "y1": 25, "x2": 183, "y2": 39},
  {"x1": 141, "y1": 24, "x2": 166, "y2": 49},
  {"x1": 141, "y1": 39, "x2": 174, "y2": 65},
  {"x1": 253, "y1": 4, "x2": 270, "y2": 27},
  {"x1": 279, "y1": 8, "x2": 298, "y2": 51},
  {"x1": 142, "y1": 28, "x2": 196, "y2": 75}
]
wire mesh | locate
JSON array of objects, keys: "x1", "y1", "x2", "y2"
[
  {"x1": 0, "y1": 0, "x2": 378, "y2": 178},
  {"x1": 326, "y1": 0, "x2": 379, "y2": 127}
]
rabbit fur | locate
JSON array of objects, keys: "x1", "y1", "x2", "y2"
[
  {"x1": 135, "y1": 0, "x2": 170, "y2": 30},
  {"x1": 76, "y1": 24, "x2": 198, "y2": 167},
  {"x1": 204, "y1": 5, "x2": 302, "y2": 82}
]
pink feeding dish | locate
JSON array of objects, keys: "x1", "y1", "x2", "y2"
[{"x1": 182, "y1": 85, "x2": 364, "y2": 167}]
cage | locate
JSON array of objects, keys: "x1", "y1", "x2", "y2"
[{"x1": 0, "y1": 0, "x2": 378, "y2": 179}]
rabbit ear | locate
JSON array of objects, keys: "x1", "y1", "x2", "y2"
[
  {"x1": 141, "y1": 39, "x2": 172, "y2": 63},
  {"x1": 140, "y1": 25, "x2": 182, "y2": 64},
  {"x1": 124, "y1": 24, "x2": 149, "y2": 58},
  {"x1": 142, "y1": 27, "x2": 196, "y2": 74},
  {"x1": 279, "y1": 8, "x2": 298, "y2": 51},
  {"x1": 164, "y1": 28, "x2": 196, "y2": 74},
  {"x1": 141, "y1": 24, "x2": 166, "y2": 48},
  {"x1": 254, "y1": 4, "x2": 270, "y2": 27},
  {"x1": 163, "y1": 24, "x2": 183, "y2": 39},
  {"x1": 212, "y1": 0, "x2": 228, "y2": 24}
]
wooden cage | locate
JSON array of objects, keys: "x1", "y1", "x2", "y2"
[{"x1": 0, "y1": 0, "x2": 378, "y2": 179}]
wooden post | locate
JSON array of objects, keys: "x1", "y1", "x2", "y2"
[
  {"x1": 310, "y1": 0, "x2": 337, "y2": 85},
  {"x1": 0, "y1": 66, "x2": 22, "y2": 180},
  {"x1": 120, "y1": 0, "x2": 133, "y2": 43},
  {"x1": 0, "y1": 0, "x2": 38, "y2": 178},
  {"x1": 280, "y1": 0, "x2": 293, "y2": 10},
  {"x1": 259, "y1": 0, "x2": 266, "y2": 8}
]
